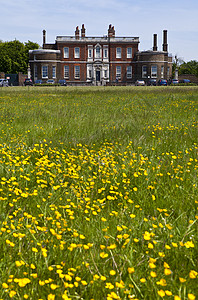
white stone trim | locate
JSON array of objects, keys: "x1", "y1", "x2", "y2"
[
  {"x1": 137, "y1": 60, "x2": 169, "y2": 63},
  {"x1": 29, "y1": 60, "x2": 60, "y2": 63},
  {"x1": 29, "y1": 49, "x2": 60, "y2": 54}
]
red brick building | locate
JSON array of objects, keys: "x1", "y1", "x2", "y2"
[{"x1": 29, "y1": 25, "x2": 172, "y2": 85}]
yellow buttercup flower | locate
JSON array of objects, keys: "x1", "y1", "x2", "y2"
[
  {"x1": 150, "y1": 271, "x2": 157, "y2": 278},
  {"x1": 110, "y1": 270, "x2": 116, "y2": 275},
  {"x1": 188, "y1": 294, "x2": 196, "y2": 300},
  {"x1": 158, "y1": 290, "x2": 165, "y2": 297},
  {"x1": 189, "y1": 270, "x2": 198, "y2": 279},
  {"x1": 128, "y1": 267, "x2": 135, "y2": 274}
]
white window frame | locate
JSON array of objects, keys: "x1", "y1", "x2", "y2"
[
  {"x1": 104, "y1": 48, "x2": 108, "y2": 59},
  {"x1": 142, "y1": 65, "x2": 147, "y2": 78},
  {"x1": 161, "y1": 66, "x2": 164, "y2": 78},
  {"x1": 127, "y1": 47, "x2": 132, "y2": 58},
  {"x1": 116, "y1": 47, "x2": 121, "y2": 59},
  {"x1": 88, "y1": 49, "x2": 92, "y2": 58},
  {"x1": 95, "y1": 46, "x2": 101, "y2": 59},
  {"x1": 64, "y1": 65, "x2": 69, "y2": 79},
  {"x1": 74, "y1": 65, "x2": 80, "y2": 79},
  {"x1": 52, "y1": 66, "x2": 56, "y2": 78},
  {"x1": 104, "y1": 70, "x2": 108, "y2": 78},
  {"x1": 116, "y1": 66, "x2": 121, "y2": 79},
  {"x1": 74, "y1": 47, "x2": 80, "y2": 59},
  {"x1": 127, "y1": 66, "x2": 132, "y2": 79},
  {"x1": 42, "y1": 65, "x2": 48, "y2": 79},
  {"x1": 151, "y1": 65, "x2": 157, "y2": 78},
  {"x1": 34, "y1": 65, "x2": 38, "y2": 78},
  {"x1": 167, "y1": 66, "x2": 170, "y2": 77},
  {"x1": 64, "y1": 47, "x2": 69, "y2": 58}
]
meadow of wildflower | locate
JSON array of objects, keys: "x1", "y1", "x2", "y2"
[{"x1": 0, "y1": 86, "x2": 198, "y2": 300}]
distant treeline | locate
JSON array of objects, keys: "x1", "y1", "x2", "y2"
[{"x1": 0, "y1": 40, "x2": 39, "y2": 74}]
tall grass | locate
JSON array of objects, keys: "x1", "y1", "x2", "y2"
[{"x1": 0, "y1": 86, "x2": 197, "y2": 300}]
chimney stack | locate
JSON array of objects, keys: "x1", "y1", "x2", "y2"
[
  {"x1": 108, "y1": 24, "x2": 115, "y2": 37},
  {"x1": 162, "y1": 30, "x2": 168, "y2": 52},
  {"x1": 81, "y1": 24, "x2": 86, "y2": 38},
  {"x1": 75, "y1": 26, "x2": 80, "y2": 39},
  {"x1": 153, "y1": 34, "x2": 158, "y2": 51},
  {"x1": 43, "y1": 30, "x2": 46, "y2": 46}
]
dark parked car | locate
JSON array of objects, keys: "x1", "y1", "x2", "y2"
[
  {"x1": 147, "y1": 79, "x2": 156, "y2": 86},
  {"x1": 24, "y1": 78, "x2": 33, "y2": 86},
  {"x1": 58, "y1": 79, "x2": 67, "y2": 86},
  {"x1": 180, "y1": 79, "x2": 191, "y2": 84},
  {"x1": 35, "y1": 79, "x2": 43, "y2": 85},
  {"x1": 158, "y1": 79, "x2": 167, "y2": 86},
  {"x1": 0, "y1": 79, "x2": 9, "y2": 87}
]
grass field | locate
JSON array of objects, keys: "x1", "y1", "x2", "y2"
[{"x1": 0, "y1": 86, "x2": 198, "y2": 300}]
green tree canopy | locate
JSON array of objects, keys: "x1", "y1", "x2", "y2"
[
  {"x1": 178, "y1": 60, "x2": 198, "y2": 77},
  {"x1": 0, "y1": 40, "x2": 39, "y2": 74}
]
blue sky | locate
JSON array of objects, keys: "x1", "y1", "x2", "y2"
[{"x1": 1, "y1": 0, "x2": 198, "y2": 62}]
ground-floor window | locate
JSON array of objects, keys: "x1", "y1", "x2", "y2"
[
  {"x1": 167, "y1": 67, "x2": 170, "y2": 77},
  {"x1": 74, "y1": 66, "x2": 80, "y2": 79},
  {"x1": 116, "y1": 66, "x2": 121, "y2": 79},
  {"x1": 161, "y1": 66, "x2": 164, "y2": 78},
  {"x1": 52, "y1": 66, "x2": 56, "y2": 78},
  {"x1": 142, "y1": 65, "x2": 147, "y2": 78},
  {"x1": 64, "y1": 66, "x2": 69, "y2": 79},
  {"x1": 127, "y1": 66, "x2": 132, "y2": 78},
  {"x1": 87, "y1": 65, "x2": 92, "y2": 79},
  {"x1": 151, "y1": 65, "x2": 157, "y2": 78},
  {"x1": 34, "y1": 65, "x2": 38, "y2": 79},
  {"x1": 42, "y1": 66, "x2": 48, "y2": 78}
]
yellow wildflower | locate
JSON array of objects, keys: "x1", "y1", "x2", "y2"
[
  {"x1": 188, "y1": 294, "x2": 196, "y2": 300},
  {"x1": 158, "y1": 290, "x2": 165, "y2": 297}
]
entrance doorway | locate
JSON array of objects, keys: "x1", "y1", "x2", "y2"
[{"x1": 96, "y1": 70, "x2": 100, "y2": 82}]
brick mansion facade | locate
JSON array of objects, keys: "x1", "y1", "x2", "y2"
[{"x1": 29, "y1": 25, "x2": 172, "y2": 85}]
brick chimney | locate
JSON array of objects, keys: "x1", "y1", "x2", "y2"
[
  {"x1": 43, "y1": 30, "x2": 46, "y2": 46},
  {"x1": 81, "y1": 24, "x2": 86, "y2": 38},
  {"x1": 75, "y1": 26, "x2": 80, "y2": 40},
  {"x1": 108, "y1": 24, "x2": 115, "y2": 37},
  {"x1": 153, "y1": 34, "x2": 157, "y2": 51},
  {"x1": 162, "y1": 30, "x2": 168, "y2": 52}
]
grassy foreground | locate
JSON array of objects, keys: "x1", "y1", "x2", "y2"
[{"x1": 0, "y1": 86, "x2": 198, "y2": 300}]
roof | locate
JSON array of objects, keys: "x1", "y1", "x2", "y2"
[{"x1": 56, "y1": 36, "x2": 139, "y2": 43}]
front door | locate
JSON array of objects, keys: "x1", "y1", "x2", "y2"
[{"x1": 96, "y1": 70, "x2": 100, "y2": 82}]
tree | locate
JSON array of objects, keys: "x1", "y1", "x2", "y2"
[
  {"x1": 178, "y1": 60, "x2": 198, "y2": 77},
  {"x1": 0, "y1": 40, "x2": 39, "y2": 74},
  {"x1": 24, "y1": 41, "x2": 40, "y2": 67},
  {"x1": 0, "y1": 53, "x2": 12, "y2": 73}
]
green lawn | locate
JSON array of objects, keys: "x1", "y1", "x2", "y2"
[{"x1": 0, "y1": 86, "x2": 198, "y2": 300}]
